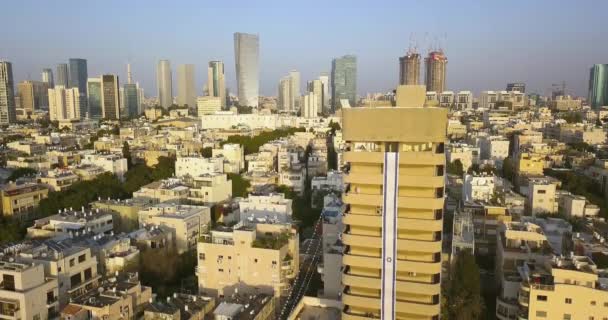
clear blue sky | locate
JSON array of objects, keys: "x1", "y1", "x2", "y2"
[{"x1": 2, "y1": 0, "x2": 607, "y2": 98}]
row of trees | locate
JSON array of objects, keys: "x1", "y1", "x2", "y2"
[{"x1": 222, "y1": 127, "x2": 306, "y2": 155}]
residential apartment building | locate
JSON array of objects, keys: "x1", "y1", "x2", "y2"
[
  {"x1": 212, "y1": 143, "x2": 245, "y2": 174},
  {"x1": 197, "y1": 222, "x2": 299, "y2": 298},
  {"x1": 238, "y1": 193, "x2": 293, "y2": 224},
  {"x1": 341, "y1": 85, "x2": 446, "y2": 319},
  {"x1": 138, "y1": 203, "x2": 211, "y2": 253},
  {"x1": 0, "y1": 182, "x2": 49, "y2": 220},
  {"x1": 0, "y1": 260, "x2": 59, "y2": 320},
  {"x1": 175, "y1": 156, "x2": 223, "y2": 178},
  {"x1": 27, "y1": 208, "x2": 114, "y2": 239},
  {"x1": 81, "y1": 153, "x2": 128, "y2": 181}
]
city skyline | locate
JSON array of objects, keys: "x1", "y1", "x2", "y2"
[{"x1": 2, "y1": 1, "x2": 608, "y2": 98}]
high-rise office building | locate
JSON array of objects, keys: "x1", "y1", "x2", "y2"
[
  {"x1": 0, "y1": 61, "x2": 16, "y2": 125},
  {"x1": 234, "y1": 32, "x2": 259, "y2": 108},
  {"x1": 289, "y1": 70, "x2": 300, "y2": 110},
  {"x1": 156, "y1": 60, "x2": 173, "y2": 108},
  {"x1": 208, "y1": 61, "x2": 226, "y2": 108},
  {"x1": 17, "y1": 81, "x2": 49, "y2": 113},
  {"x1": 319, "y1": 72, "x2": 330, "y2": 111},
  {"x1": 56, "y1": 63, "x2": 69, "y2": 87},
  {"x1": 506, "y1": 82, "x2": 526, "y2": 93},
  {"x1": 307, "y1": 79, "x2": 324, "y2": 112},
  {"x1": 87, "y1": 78, "x2": 102, "y2": 119},
  {"x1": 48, "y1": 86, "x2": 81, "y2": 120},
  {"x1": 588, "y1": 64, "x2": 608, "y2": 109},
  {"x1": 42, "y1": 68, "x2": 54, "y2": 88},
  {"x1": 123, "y1": 83, "x2": 139, "y2": 118},
  {"x1": 424, "y1": 51, "x2": 447, "y2": 93},
  {"x1": 331, "y1": 55, "x2": 357, "y2": 110},
  {"x1": 341, "y1": 85, "x2": 446, "y2": 320},
  {"x1": 68, "y1": 58, "x2": 88, "y2": 94},
  {"x1": 278, "y1": 77, "x2": 290, "y2": 111},
  {"x1": 177, "y1": 64, "x2": 196, "y2": 108},
  {"x1": 101, "y1": 75, "x2": 120, "y2": 120},
  {"x1": 399, "y1": 52, "x2": 421, "y2": 85}
]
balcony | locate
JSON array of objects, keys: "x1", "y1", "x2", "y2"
[
  {"x1": 342, "y1": 306, "x2": 380, "y2": 320},
  {"x1": 343, "y1": 151, "x2": 444, "y2": 165}
]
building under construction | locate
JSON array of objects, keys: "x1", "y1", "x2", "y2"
[
  {"x1": 399, "y1": 52, "x2": 421, "y2": 85},
  {"x1": 424, "y1": 51, "x2": 447, "y2": 93}
]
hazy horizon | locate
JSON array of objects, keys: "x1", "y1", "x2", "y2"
[{"x1": 2, "y1": 0, "x2": 607, "y2": 98}]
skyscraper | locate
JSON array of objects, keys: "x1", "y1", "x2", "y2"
[
  {"x1": 234, "y1": 32, "x2": 259, "y2": 108},
  {"x1": 0, "y1": 61, "x2": 16, "y2": 124},
  {"x1": 42, "y1": 68, "x2": 54, "y2": 88},
  {"x1": 18, "y1": 81, "x2": 49, "y2": 113},
  {"x1": 56, "y1": 63, "x2": 69, "y2": 87},
  {"x1": 101, "y1": 75, "x2": 120, "y2": 120},
  {"x1": 123, "y1": 83, "x2": 139, "y2": 118},
  {"x1": 300, "y1": 92, "x2": 318, "y2": 118},
  {"x1": 399, "y1": 52, "x2": 421, "y2": 85},
  {"x1": 177, "y1": 64, "x2": 196, "y2": 108},
  {"x1": 319, "y1": 72, "x2": 330, "y2": 111},
  {"x1": 68, "y1": 58, "x2": 88, "y2": 94},
  {"x1": 87, "y1": 78, "x2": 102, "y2": 119},
  {"x1": 278, "y1": 77, "x2": 290, "y2": 111},
  {"x1": 289, "y1": 70, "x2": 300, "y2": 110},
  {"x1": 208, "y1": 61, "x2": 226, "y2": 108},
  {"x1": 424, "y1": 51, "x2": 447, "y2": 93},
  {"x1": 307, "y1": 79, "x2": 324, "y2": 112},
  {"x1": 588, "y1": 64, "x2": 608, "y2": 109},
  {"x1": 341, "y1": 85, "x2": 446, "y2": 320},
  {"x1": 156, "y1": 60, "x2": 173, "y2": 108},
  {"x1": 48, "y1": 86, "x2": 81, "y2": 120},
  {"x1": 331, "y1": 55, "x2": 357, "y2": 110}
]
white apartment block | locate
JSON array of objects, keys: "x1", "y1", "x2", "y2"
[
  {"x1": 479, "y1": 136, "x2": 510, "y2": 163},
  {"x1": 528, "y1": 179, "x2": 558, "y2": 215},
  {"x1": 175, "y1": 156, "x2": 223, "y2": 178},
  {"x1": 27, "y1": 208, "x2": 114, "y2": 239},
  {"x1": 187, "y1": 173, "x2": 233, "y2": 204},
  {"x1": 81, "y1": 153, "x2": 128, "y2": 181},
  {"x1": 447, "y1": 144, "x2": 480, "y2": 172},
  {"x1": 311, "y1": 170, "x2": 344, "y2": 193},
  {"x1": 238, "y1": 193, "x2": 293, "y2": 224},
  {"x1": 212, "y1": 144, "x2": 245, "y2": 174},
  {"x1": 462, "y1": 174, "x2": 496, "y2": 202},
  {"x1": 456, "y1": 91, "x2": 473, "y2": 110},
  {"x1": 0, "y1": 260, "x2": 59, "y2": 320},
  {"x1": 197, "y1": 96, "x2": 222, "y2": 116}
]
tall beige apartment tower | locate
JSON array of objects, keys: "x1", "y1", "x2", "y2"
[
  {"x1": 399, "y1": 52, "x2": 421, "y2": 85},
  {"x1": 424, "y1": 51, "x2": 447, "y2": 93},
  {"x1": 341, "y1": 85, "x2": 447, "y2": 320}
]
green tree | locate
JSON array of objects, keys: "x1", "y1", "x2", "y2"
[
  {"x1": 228, "y1": 173, "x2": 251, "y2": 198},
  {"x1": 7, "y1": 168, "x2": 37, "y2": 182},
  {"x1": 200, "y1": 147, "x2": 213, "y2": 158},
  {"x1": 447, "y1": 159, "x2": 464, "y2": 176},
  {"x1": 444, "y1": 250, "x2": 484, "y2": 320},
  {"x1": 151, "y1": 156, "x2": 175, "y2": 180},
  {"x1": 122, "y1": 141, "x2": 132, "y2": 168},
  {"x1": 123, "y1": 164, "x2": 154, "y2": 194},
  {"x1": 501, "y1": 157, "x2": 515, "y2": 182}
]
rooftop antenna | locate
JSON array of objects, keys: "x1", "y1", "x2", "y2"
[{"x1": 127, "y1": 63, "x2": 132, "y2": 84}]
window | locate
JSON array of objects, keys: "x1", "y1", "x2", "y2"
[
  {"x1": 591, "y1": 301, "x2": 596, "y2": 306},
  {"x1": 537, "y1": 190, "x2": 546, "y2": 194},
  {"x1": 78, "y1": 254, "x2": 86, "y2": 263},
  {"x1": 604, "y1": 302, "x2": 608, "y2": 307},
  {"x1": 563, "y1": 315, "x2": 571, "y2": 320},
  {"x1": 254, "y1": 258, "x2": 258, "y2": 263},
  {"x1": 537, "y1": 295, "x2": 548, "y2": 301},
  {"x1": 536, "y1": 311, "x2": 547, "y2": 318},
  {"x1": 84, "y1": 268, "x2": 92, "y2": 280},
  {"x1": 69, "y1": 259, "x2": 75, "y2": 267},
  {"x1": 199, "y1": 253, "x2": 205, "y2": 260},
  {"x1": 565, "y1": 298, "x2": 572, "y2": 304},
  {"x1": 218, "y1": 269, "x2": 224, "y2": 272}
]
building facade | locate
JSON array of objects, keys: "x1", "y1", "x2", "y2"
[
  {"x1": 157, "y1": 60, "x2": 173, "y2": 108},
  {"x1": 234, "y1": 32, "x2": 259, "y2": 108},
  {"x1": 331, "y1": 55, "x2": 357, "y2": 110},
  {"x1": 0, "y1": 61, "x2": 16, "y2": 124},
  {"x1": 424, "y1": 51, "x2": 447, "y2": 93},
  {"x1": 208, "y1": 61, "x2": 226, "y2": 108},
  {"x1": 589, "y1": 64, "x2": 608, "y2": 109},
  {"x1": 341, "y1": 85, "x2": 446, "y2": 319},
  {"x1": 399, "y1": 52, "x2": 420, "y2": 85},
  {"x1": 177, "y1": 64, "x2": 196, "y2": 108},
  {"x1": 101, "y1": 74, "x2": 120, "y2": 120}
]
